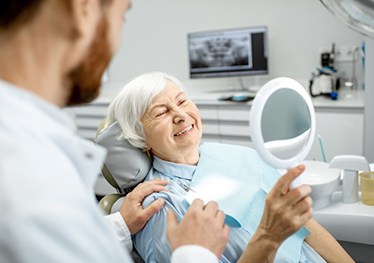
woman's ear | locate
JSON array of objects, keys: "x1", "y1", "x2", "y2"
[{"x1": 144, "y1": 147, "x2": 152, "y2": 158}]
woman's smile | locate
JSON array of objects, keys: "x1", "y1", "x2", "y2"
[{"x1": 174, "y1": 124, "x2": 194, "y2": 137}]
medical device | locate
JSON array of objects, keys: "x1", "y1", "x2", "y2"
[
  {"x1": 309, "y1": 43, "x2": 340, "y2": 100},
  {"x1": 187, "y1": 26, "x2": 268, "y2": 78}
]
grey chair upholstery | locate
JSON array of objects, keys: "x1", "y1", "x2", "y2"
[
  {"x1": 95, "y1": 119, "x2": 152, "y2": 211},
  {"x1": 95, "y1": 118, "x2": 152, "y2": 263}
]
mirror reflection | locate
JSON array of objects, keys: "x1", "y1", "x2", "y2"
[{"x1": 261, "y1": 88, "x2": 311, "y2": 160}]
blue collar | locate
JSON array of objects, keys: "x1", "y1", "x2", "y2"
[{"x1": 153, "y1": 156, "x2": 197, "y2": 180}]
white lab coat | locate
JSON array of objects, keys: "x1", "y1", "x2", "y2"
[{"x1": 0, "y1": 80, "x2": 217, "y2": 263}]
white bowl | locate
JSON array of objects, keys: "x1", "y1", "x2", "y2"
[{"x1": 301, "y1": 160, "x2": 341, "y2": 209}]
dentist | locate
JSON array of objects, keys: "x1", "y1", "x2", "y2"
[{"x1": 0, "y1": 1, "x2": 320, "y2": 263}]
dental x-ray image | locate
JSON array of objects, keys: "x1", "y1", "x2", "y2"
[
  {"x1": 188, "y1": 26, "x2": 268, "y2": 78},
  {"x1": 189, "y1": 32, "x2": 252, "y2": 69}
]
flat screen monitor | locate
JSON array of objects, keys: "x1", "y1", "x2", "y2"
[{"x1": 188, "y1": 26, "x2": 268, "y2": 78}]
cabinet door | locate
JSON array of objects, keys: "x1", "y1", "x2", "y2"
[
  {"x1": 307, "y1": 110, "x2": 364, "y2": 162},
  {"x1": 67, "y1": 102, "x2": 109, "y2": 140},
  {"x1": 197, "y1": 104, "x2": 220, "y2": 143},
  {"x1": 218, "y1": 104, "x2": 251, "y2": 121},
  {"x1": 197, "y1": 103, "x2": 252, "y2": 146},
  {"x1": 218, "y1": 104, "x2": 252, "y2": 146}
]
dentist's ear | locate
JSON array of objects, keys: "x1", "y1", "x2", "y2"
[{"x1": 67, "y1": 0, "x2": 101, "y2": 40}]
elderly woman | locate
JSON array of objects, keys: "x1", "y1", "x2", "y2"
[{"x1": 107, "y1": 72, "x2": 352, "y2": 263}]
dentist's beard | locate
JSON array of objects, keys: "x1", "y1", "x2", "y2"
[{"x1": 66, "y1": 18, "x2": 112, "y2": 106}]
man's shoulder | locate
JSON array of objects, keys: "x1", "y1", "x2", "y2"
[{"x1": 0, "y1": 121, "x2": 84, "y2": 198}]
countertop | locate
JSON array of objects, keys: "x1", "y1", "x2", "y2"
[
  {"x1": 311, "y1": 89, "x2": 364, "y2": 109},
  {"x1": 91, "y1": 87, "x2": 365, "y2": 111},
  {"x1": 314, "y1": 191, "x2": 374, "y2": 245},
  {"x1": 186, "y1": 87, "x2": 365, "y2": 109}
]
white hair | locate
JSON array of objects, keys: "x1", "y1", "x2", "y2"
[{"x1": 107, "y1": 72, "x2": 185, "y2": 149}]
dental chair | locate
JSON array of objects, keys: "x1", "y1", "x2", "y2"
[{"x1": 95, "y1": 119, "x2": 152, "y2": 262}]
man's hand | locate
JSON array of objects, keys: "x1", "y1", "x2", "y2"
[
  {"x1": 258, "y1": 165, "x2": 313, "y2": 244},
  {"x1": 167, "y1": 199, "x2": 230, "y2": 259},
  {"x1": 119, "y1": 179, "x2": 168, "y2": 235}
]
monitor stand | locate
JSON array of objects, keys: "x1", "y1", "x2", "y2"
[
  {"x1": 247, "y1": 85, "x2": 262, "y2": 92},
  {"x1": 208, "y1": 86, "x2": 258, "y2": 94},
  {"x1": 207, "y1": 76, "x2": 263, "y2": 95}
]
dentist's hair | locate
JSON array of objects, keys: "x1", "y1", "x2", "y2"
[
  {"x1": 107, "y1": 71, "x2": 185, "y2": 149},
  {"x1": 0, "y1": 1, "x2": 111, "y2": 30},
  {"x1": 0, "y1": 0, "x2": 45, "y2": 30}
]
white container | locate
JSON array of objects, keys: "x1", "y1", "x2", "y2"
[{"x1": 301, "y1": 160, "x2": 341, "y2": 209}]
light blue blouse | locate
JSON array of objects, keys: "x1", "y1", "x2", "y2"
[{"x1": 134, "y1": 153, "x2": 326, "y2": 263}]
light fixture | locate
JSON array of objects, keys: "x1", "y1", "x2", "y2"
[{"x1": 320, "y1": 0, "x2": 374, "y2": 38}]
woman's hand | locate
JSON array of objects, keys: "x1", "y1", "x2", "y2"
[
  {"x1": 167, "y1": 199, "x2": 230, "y2": 259},
  {"x1": 259, "y1": 164, "x2": 313, "y2": 244},
  {"x1": 119, "y1": 178, "x2": 169, "y2": 235},
  {"x1": 238, "y1": 165, "x2": 313, "y2": 263}
]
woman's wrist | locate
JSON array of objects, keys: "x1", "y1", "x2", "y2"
[
  {"x1": 237, "y1": 227, "x2": 282, "y2": 263},
  {"x1": 251, "y1": 227, "x2": 281, "y2": 250}
]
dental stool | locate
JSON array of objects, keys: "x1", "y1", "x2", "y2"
[{"x1": 95, "y1": 119, "x2": 152, "y2": 262}]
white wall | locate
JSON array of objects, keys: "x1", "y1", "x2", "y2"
[
  {"x1": 101, "y1": 0, "x2": 364, "y2": 97},
  {"x1": 97, "y1": 0, "x2": 374, "y2": 161},
  {"x1": 364, "y1": 38, "x2": 374, "y2": 162}
]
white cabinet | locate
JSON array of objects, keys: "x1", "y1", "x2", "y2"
[
  {"x1": 195, "y1": 102, "x2": 252, "y2": 147},
  {"x1": 194, "y1": 97, "x2": 365, "y2": 159},
  {"x1": 64, "y1": 100, "x2": 110, "y2": 141},
  {"x1": 307, "y1": 108, "x2": 364, "y2": 162},
  {"x1": 197, "y1": 104, "x2": 219, "y2": 143}
]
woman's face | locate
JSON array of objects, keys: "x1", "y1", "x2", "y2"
[{"x1": 141, "y1": 81, "x2": 203, "y2": 164}]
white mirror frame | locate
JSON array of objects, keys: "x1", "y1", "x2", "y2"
[{"x1": 250, "y1": 77, "x2": 316, "y2": 169}]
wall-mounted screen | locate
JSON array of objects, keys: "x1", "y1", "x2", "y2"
[{"x1": 188, "y1": 26, "x2": 268, "y2": 78}]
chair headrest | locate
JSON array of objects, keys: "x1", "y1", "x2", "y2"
[{"x1": 95, "y1": 121, "x2": 152, "y2": 192}]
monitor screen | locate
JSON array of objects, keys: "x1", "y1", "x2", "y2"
[{"x1": 188, "y1": 26, "x2": 268, "y2": 78}]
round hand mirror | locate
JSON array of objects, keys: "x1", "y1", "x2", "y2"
[{"x1": 250, "y1": 77, "x2": 316, "y2": 187}]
